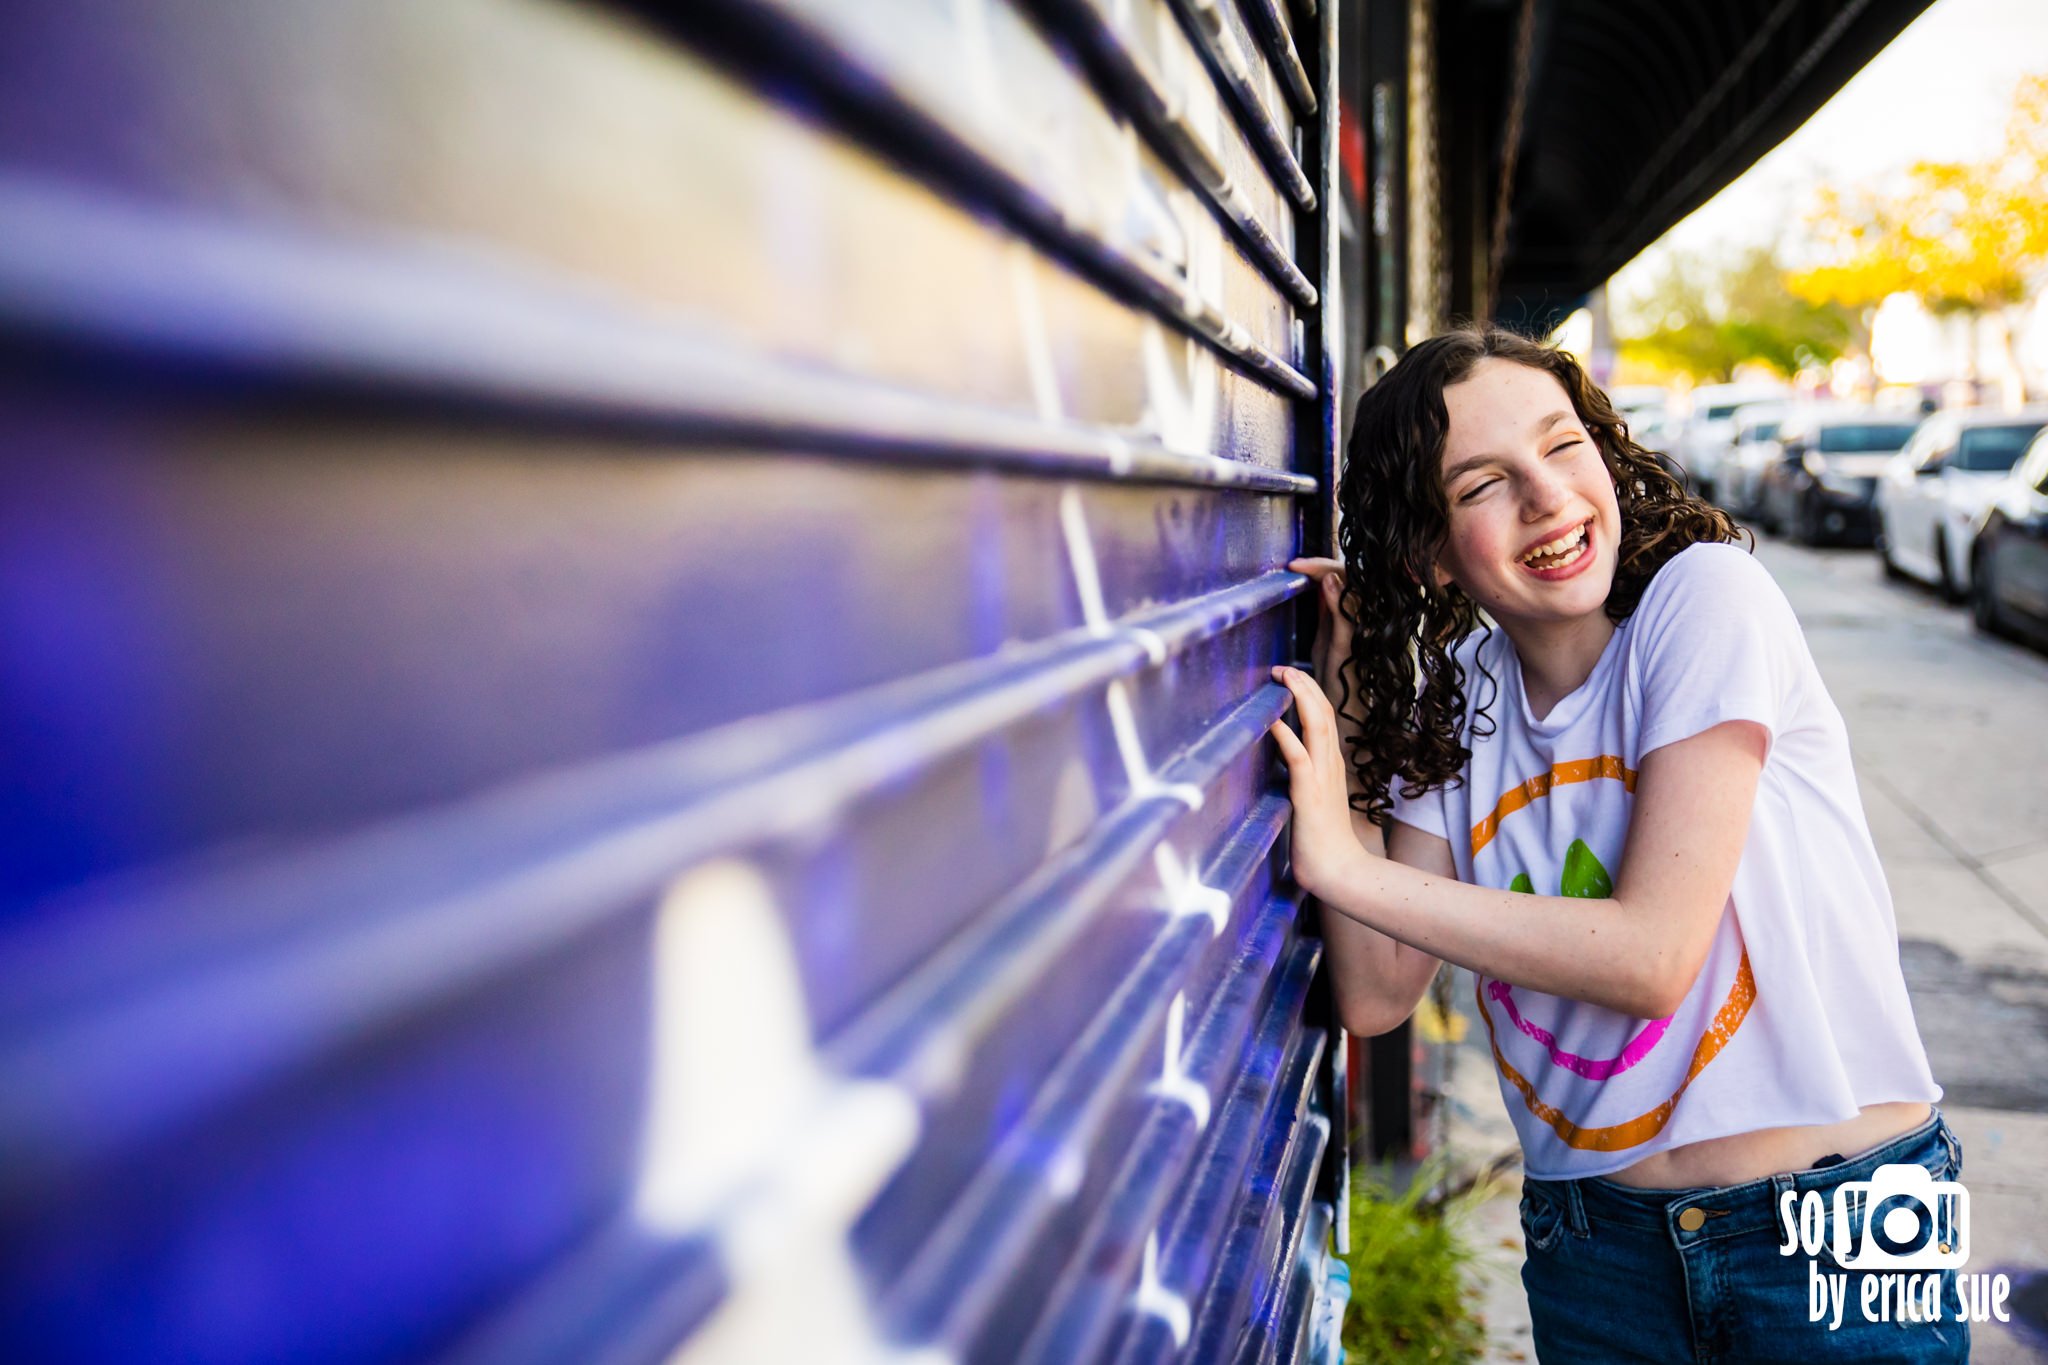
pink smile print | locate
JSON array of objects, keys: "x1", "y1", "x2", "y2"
[
  {"x1": 1489, "y1": 840, "x2": 1675, "y2": 1080},
  {"x1": 1485, "y1": 978, "x2": 1674, "y2": 1079}
]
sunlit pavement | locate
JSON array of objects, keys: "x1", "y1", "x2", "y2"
[{"x1": 1437, "y1": 529, "x2": 2048, "y2": 1364}]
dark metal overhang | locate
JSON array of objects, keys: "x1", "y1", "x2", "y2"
[{"x1": 1481, "y1": 0, "x2": 1938, "y2": 333}]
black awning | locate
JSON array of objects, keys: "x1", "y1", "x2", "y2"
[{"x1": 1490, "y1": 0, "x2": 1937, "y2": 332}]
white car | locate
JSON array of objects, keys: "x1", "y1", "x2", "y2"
[
  {"x1": 1630, "y1": 411, "x2": 1684, "y2": 459},
  {"x1": 1719, "y1": 403, "x2": 1795, "y2": 517},
  {"x1": 1877, "y1": 409, "x2": 2048, "y2": 600},
  {"x1": 1608, "y1": 385, "x2": 1670, "y2": 421},
  {"x1": 1679, "y1": 383, "x2": 1788, "y2": 500}
]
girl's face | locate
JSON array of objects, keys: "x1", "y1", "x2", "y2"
[{"x1": 1431, "y1": 358, "x2": 1622, "y2": 633}]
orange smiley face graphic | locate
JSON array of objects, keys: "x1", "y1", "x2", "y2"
[{"x1": 1472, "y1": 755, "x2": 1757, "y2": 1153}]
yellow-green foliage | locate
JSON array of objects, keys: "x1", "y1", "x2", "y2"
[
  {"x1": 1792, "y1": 74, "x2": 2048, "y2": 317},
  {"x1": 1340, "y1": 1159, "x2": 1488, "y2": 1365}
]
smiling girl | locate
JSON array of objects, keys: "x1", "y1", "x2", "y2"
[{"x1": 1270, "y1": 328, "x2": 1964, "y2": 1362}]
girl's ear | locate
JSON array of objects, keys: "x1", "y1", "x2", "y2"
[{"x1": 1421, "y1": 544, "x2": 1455, "y2": 590}]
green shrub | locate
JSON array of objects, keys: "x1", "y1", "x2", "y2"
[{"x1": 1339, "y1": 1157, "x2": 1489, "y2": 1365}]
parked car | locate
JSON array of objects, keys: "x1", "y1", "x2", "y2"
[
  {"x1": 1678, "y1": 383, "x2": 1787, "y2": 500},
  {"x1": 1608, "y1": 385, "x2": 1670, "y2": 421},
  {"x1": 1969, "y1": 428, "x2": 2048, "y2": 647},
  {"x1": 1718, "y1": 402, "x2": 1794, "y2": 518},
  {"x1": 1756, "y1": 410, "x2": 1921, "y2": 545},
  {"x1": 1876, "y1": 408, "x2": 2048, "y2": 600},
  {"x1": 1631, "y1": 410, "x2": 1685, "y2": 463}
]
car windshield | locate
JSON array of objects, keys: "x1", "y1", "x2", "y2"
[
  {"x1": 1952, "y1": 422, "x2": 2046, "y2": 472},
  {"x1": 1816, "y1": 424, "x2": 1917, "y2": 453},
  {"x1": 1742, "y1": 422, "x2": 1782, "y2": 442},
  {"x1": 1705, "y1": 404, "x2": 1745, "y2": 420}
]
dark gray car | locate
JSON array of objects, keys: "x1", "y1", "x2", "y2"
[{"x1": 1757, "y1": 412, "x2": 1922, "y2": 546}]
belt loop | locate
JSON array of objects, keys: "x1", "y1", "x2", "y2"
[
  {"x1": 1564, "y1": 1178, "x2": 1590, "y2": 1238},
  {"x1": 1771, "y1": 1171, "x2": 1797, "y2": 1227}
]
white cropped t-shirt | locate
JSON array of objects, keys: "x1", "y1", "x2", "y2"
[{"x1": 1390, "y1": 542, "x2": 1941, "y2": 1180}]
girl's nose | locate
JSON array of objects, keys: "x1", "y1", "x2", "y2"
[{"x1": 1522, "y1": 461, "x2": 1573, "y2": 520}]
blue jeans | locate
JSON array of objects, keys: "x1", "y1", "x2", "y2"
[{"x1": 1519, "y1": 1108, "x2": 1970, "y2": 1363}]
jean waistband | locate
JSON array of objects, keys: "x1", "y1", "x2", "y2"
[{"x1": 1524, "y1": 1107, "x2": 1956, "y2": 1239}]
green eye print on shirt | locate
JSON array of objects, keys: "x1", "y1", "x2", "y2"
[
  {"x1": 1507, "y1": 838, "x2": 1613, "y2": 899},
  {"x1": 1490, "y1": 838, "x2": 1675, "y2": 1082}
]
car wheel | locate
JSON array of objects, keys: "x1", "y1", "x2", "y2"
[
  {"x1": 1973, "y1": 552, "x2": 2010, "y2": 638},
  {"x1": 1935, "y1": 530, "x2": 1963, "y2": 603},
  {"x1": 1876, "y1": 516, "x2": 1906, "y2": 581}
]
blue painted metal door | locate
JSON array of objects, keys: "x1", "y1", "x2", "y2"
[{"x1": 0, "y1": 0, "x2": 1351, "y2": 1359}]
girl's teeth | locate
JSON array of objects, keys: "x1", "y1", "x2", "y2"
[{"x1": 1521, "y1": 525, "x2": 1587, "y2": 567}]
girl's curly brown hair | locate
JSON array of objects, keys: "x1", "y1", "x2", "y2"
[{"x1": 1334, "y1": 325, "x2": 1750, "y2": 829}]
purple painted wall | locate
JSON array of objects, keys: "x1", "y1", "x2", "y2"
[{"x1": 0, "y1": 0, "x2": 1350, "y2": 1359}]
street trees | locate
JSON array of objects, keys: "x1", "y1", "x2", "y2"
[
  {"x1": 1616, "y1": 243, "x2": 1855, "y2": 382},
  {"x1": 1789, "y1": 74, "x2": 2048, "y2": 400}
]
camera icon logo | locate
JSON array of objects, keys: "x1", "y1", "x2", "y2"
[{"x1": 1832, "y1": 1163, "x2": 1969, "y2": 1271}]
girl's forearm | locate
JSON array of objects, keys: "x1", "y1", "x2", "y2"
[
  {"x1": 1320, "y1": 702, "x2": 1445, "y2": 1031},
  {"x1": 1320, "y1": 895, "x2": 1444, "y2": 1034},
  {"x1": 1316, "y1": 810, "x2": 1413, "y2": 1033},
  {"x1": 1312, "y1": 849, "x2": 1677, "y2": 1019}
]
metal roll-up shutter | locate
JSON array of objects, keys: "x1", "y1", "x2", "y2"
[{"x1": 0, "y1": 0, "x2": 1351, "y2": 1360}]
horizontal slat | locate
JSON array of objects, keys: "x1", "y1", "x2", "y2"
[
  {"x1": 662, "y1": 2, "x2": 1314, "y2": 399},
  {"x1": 829, "y1": 683, "x2": 1287, "y2": 1089},
  {"x1": 1256, "y1": 1200, "x2": 1332, "y2": 1365},
  {"x1": 0, "y1": 4, "x2": 1338, "y2": 1363},
  {"x1": 1112, "y1": 965, "x2": 1320, "y2": 1365},
  {"x1": 435, "y1": 1230, "x2": 727, "y2": 1365},
  {"x1": 0, "y1": 177, "x2": 1313, "y2": 495},
  {"x1": 1164, "y1": 0, "x2": 1315, "y2": 210},
  {"x1": 435, "y1": 707, "x2": 1290, "y2": 1365},
  {"x1": 1027, "y1": 0, "x2": 1315, "y2": 308},
  {"x1": 0, "y1": 568, "x2": 1304, "y2": 1186},
  {"x1": 0, "y1": 911, "x2": 663, "y2": 1365},
  {"x1": 1182, "y1": 1021, "x2": 1326, "y2": 1365},
  {"x1": 1234, "y1": 0, "x2": 1317, "y2": 117},
  {"x1": 1229, "y1": 1112, "x2": 1330, "y2": 1365},
  {"x1": 878, "y1": 796, "x2": 1288, "y2": 1347},
  {"x1": 0, "y1": 1, "x2": 1307, "y2": 450},
  {"x1": 1010, "y1": 884, "x2": 1302, "y2": 1364}
]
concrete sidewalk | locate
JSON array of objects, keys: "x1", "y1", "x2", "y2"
[
  {"x1": 1780, "y1": 538, "x2": 2048, "y2": 1364},
  {"x1": 1428, "y1": 537, "x2": 2048, "y2": 1363}
]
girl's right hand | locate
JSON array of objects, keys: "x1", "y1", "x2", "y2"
[
  {"x1": 1268, "y1": 665, "x2": 1369, "y2": 899},
  {"x1": 1287, "y1": 557, "x2": 1354, "y2": 708}
]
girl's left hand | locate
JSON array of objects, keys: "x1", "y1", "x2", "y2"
[{"x1": 1268, "y1": 665, "x2": 1367, "y2": 899}]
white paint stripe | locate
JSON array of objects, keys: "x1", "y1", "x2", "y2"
[
  {"x1": 1059, "y1": 486, "x2": 1112, "y2": 635},
  {"x1": 1130, "y1": 1231, "x2": 1192, "y2": 1348},
  {"x1": 1008, "y1": 245, "x2": 1065, "y2": 424},
  {"x1": 1145, "y1": 992, "x2": 1213, "y2": 1131},
  {"x1": 1046, "y1": 1140, "x2": 1089, "y2": 1202},
  {"x1": 1101, "y1": 680, "x2": 1155, "y2": 790},
  {"x1": 637, "y1": 862, "x2": 933, "y2": 1365},
  {"x1": 1059, "y1": 488, "x2": 1214, "y2": 810},
  {"x1": 1127, "y1": 625, "x2": 1170, "y2": 666},
  {"x1": 1153, "y1": 843, "x2": 1230, "y2": 933}
]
